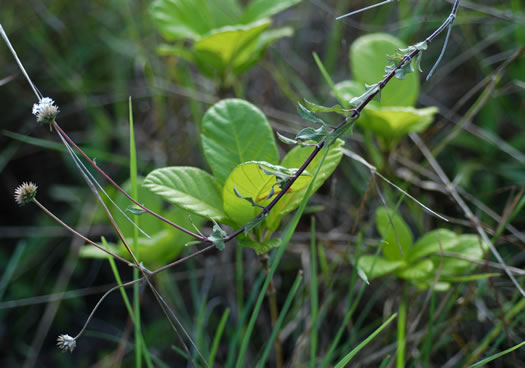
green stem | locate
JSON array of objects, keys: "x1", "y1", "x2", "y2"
[
  {"x1": 396, "y1": 283, "x2": 407, "y2": 368},
  {"x1": 260, "y1": 254, "x2": 284, "y2": 368},
  {"x1": 129, "y1": 98, "x2": 143, "y2": 368}
]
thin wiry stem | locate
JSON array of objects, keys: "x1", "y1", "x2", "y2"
[
  {"x1": 409, "y1": 133, "x2": 525, "y2": 297},
  {"x1": 342, "y1": 148, "x2": 448, "y2": 221},
  {"x1": 0, "y1": 24, "x2": 42, "y2": 100},
  {"x1": 32, "y1": 198, "x2": 137, "y2": 268},
  {"x1": 52, "y1": 121, "x2": 206, "y2": 241},
  {"x1": 426, "y1": 20, "x2": 454, "y2": 80},
  {"x1": 73, "y1": 279, "x2": 141, "y2": 340},
  {"x1": 336, "y1": 0, "x2": 397, "y2": 20},
  {"x1": 55, "y1": 126, "x2": 150, "y2": 238}
]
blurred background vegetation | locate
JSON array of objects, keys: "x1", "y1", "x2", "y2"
[{"x1": 1, "y1": 0, "x2": 524, "y2": 366}]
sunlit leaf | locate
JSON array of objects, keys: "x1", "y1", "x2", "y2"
[
  {"x1": 223, "y1": 162, "x2": 311, "y2": 226},
  {"x1": 202, "y1": 99, "x2": 279, "y2": 184},
  {"x1": 144, "y1": 167, "x2": 228, "y2": 222}
]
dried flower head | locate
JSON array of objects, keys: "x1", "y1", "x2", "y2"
[
  {"x1": 56, "y1": 334, "x2": 76, "y2": 353},
  {"x1": 32, "y1": 97, "x2": 59, "y2": 124},
  {"x1": 14, "y1": 182, "x2": 37, "y2": 205}
]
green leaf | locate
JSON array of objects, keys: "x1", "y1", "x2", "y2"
[
  {"x1": 223, "y1": 162, "x2": 311, "y2": 226},
  {"x1": 297, "y1": 102, "x2": 327, "y2": 126},
  {"x1": 468, "y1": 341, "x2": 525, "y2": 368},
  {"x1": 414, "y1": 281, "x2": 451, "y2": 292},
  {"x1": 333, "y1": 80, "x2": 367, "y2": 105},
  {"x1": 238, "y1": 238, "x2": 282, "y2": 255},
  {"x1": 201, "y1": 99, "x2": 279, "y2": 185},
  {"x1": 276, "y1": 131, "x2": 298, "y2": 145},
  {"x1": 193, "y1": 20, "x2": 270, "y2": 79},
  {"x1": 442, "y1": 273, "x2": 500, "y2": 283},
  {"x1": 209, "y1": 220, "x2": 227, "y2": 251},
  {"x1": 396, "y1": 259, "x2": 434, "y2": 280},
  {"x1": 126, "y1": 205, "x2": 146, "y2": 216},
  {"x1": 241, "y1": 0, "x2": 302, "y2": 24},
  {"x1": 350, "y1": 33, "x2": 419, "y2": 107},
  {"x1": 409, "y1": 229, "x2": 458, "y2": 262},
  {"x1": 244, "y1": 214, "x2": 267, "y2": 235},
  {"x1": 361, "y1": 106, "x2": 438, "y2": 140},
  {"x1": 357, "y1": 255, "x2": 405, "y2": 279},
  {"x1": 80, "y1": 242, "x2": 120, "y2": 259},
  {"x1": 376, "y1": 207, "x2": 413, "y2": 260},
  {"x1": 349, "y1": 83, "x2": 381, "y2": 107},
  {"x1": 150, "y1": 0, "x2": 242, "y2": 41},
  {"x1": 295, "y1": 125, "x2": 329, "y2": 143},
  {"x1": 144, "y1": 167, "x2": 228, "y2": 223},
  {"x1": 303, "y1": 99, "x2": 345, "y2": 114},
  {"x1": 229, "y1": 26, "x2": 293, "y2": 76},
  {"x1": 434, "y1": 235, "x2": 488, "y2": 276},
  {"x1": 266, "y1": 139, "x2": 344, "y2": 230}
]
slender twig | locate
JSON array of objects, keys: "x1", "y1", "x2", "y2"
[
  {"x1": 52, "y1": 121, "x2": 206, "y2": 241},
  {"x1": 409, "y1": 133, "x2": 525, "y2": 296},
  {"x1": 32, "y1": 198, "x2": 137, "y2": 268},
  {"x1": 336, "y1": 0, "x2": 397, "y2": 20}
]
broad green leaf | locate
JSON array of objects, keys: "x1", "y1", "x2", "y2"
[
  {"x1": 223, "y1": 162, "x2": 311, "y2": 226},
  {"x1": 376, "y1": 207, "x2": 413, "y2": 260},
  {"x1": 396, "y1": 259, "x2": 433, "y2": 280},
  {"x1": 434, "y1": 235, "x2": 487, "y2": 276},
  {"x1": 238, "y1": 238, "x2": 282, "y2": 254},
  {"x1": 150, "y1": 0, "x2": 242, "y2": 41},
  {"x1": 202, "y1": 99, "x2": 279, "y2": 185},
  {"x1": 409, "y1": 228, "x2": 458, "y2": 262},
  {"x1": 229, "y1": 26, "x2": 293, "y2": 76},
  {"x1": 358, "y1": 255, "x2": 405, "y2": 279},
  {"x1": 241, "y1": 0, "x2": 302, "y2": 24},
  {"x1": 361, "y1": 106, "x2": 438, "y2": 140},
  {"x1": 144, "y1": 167, "x2": 228, "y2": 222},
  {"x1": 194, "y1": 21, "x2": 270, "y2": 79},
  {"x1": 350, "y1": 33, "x2": 419, "y2": 107},
  {"x1": 266, "y1": 139, "x2": 344, "y2": 230}
]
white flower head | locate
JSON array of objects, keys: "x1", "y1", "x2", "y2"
[
  {"x1": 32, "y1": 97, "x2": 59, "y2": 124},
  {"x1": 14, "y1": 182, "x2": 37, "y2": 206},
  {"x1": 56, "y1": 334, "x2": 76, "y2": 353}
]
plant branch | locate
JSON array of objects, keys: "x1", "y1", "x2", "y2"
[
  {"x1": 225, "y1": 0, "x2": 461, "y2": 242},
  {"x1": 52, "y1": 121, "x2": 206, "y2": 241}
]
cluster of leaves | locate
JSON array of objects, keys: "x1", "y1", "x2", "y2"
[
  {"x1": 151, "y1": 0, "x2": 301, "y2": 86},
  {"x1": 143, "y1": 99, "x2": 344, "y2": 254},
  {"x1": 358, "y1": 207, "x2": 491, "y2": 291},
  {"x1": 333, "y1": 33, "x2": 438, "y2": 148}
]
